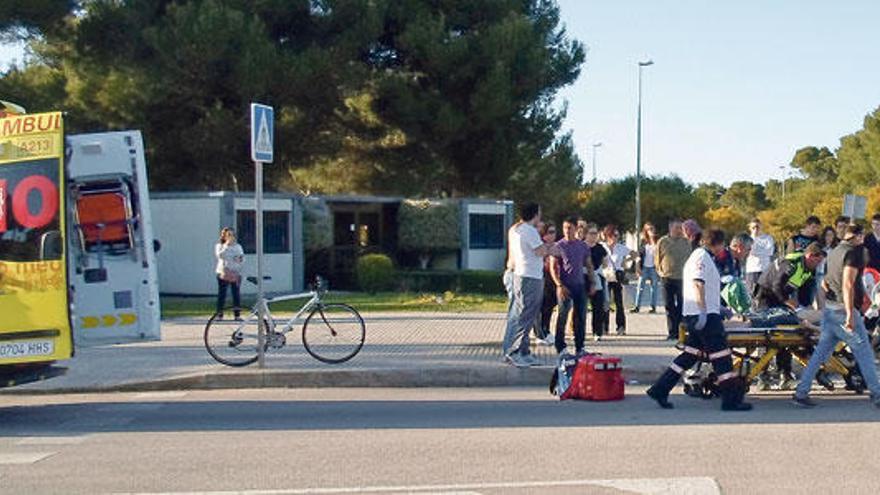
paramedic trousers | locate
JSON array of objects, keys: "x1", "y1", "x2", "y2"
[{"x1": 651, "y1": 313, "x2": 737, "y2": 395}]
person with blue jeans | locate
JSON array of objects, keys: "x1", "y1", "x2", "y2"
[
  {"x1": 631, "y1": 223, "x2": 659, "y2": 313},
  {"x1": 550, "y1": 216, "x2": 595, "y2": 354},
  {"x1": 794, "y1": 224, "x2": 880, "y2": 408}
]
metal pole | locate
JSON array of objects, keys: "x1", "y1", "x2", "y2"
[
  {"x1": 635, "y1": 66, "x2": 644, "y2": 248},
  {"x1": 591, "y1": 142, "x2": 601, "y2": 189},
  {"x1": 255, "y1": 160, "x2": 265, "y2": 368},
  {"x1": 635, "y1": 60, "x2": 653, "y2": 251}
]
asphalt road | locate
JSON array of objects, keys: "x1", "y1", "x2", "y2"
[{"x1": 1, "y1": 387, "x2": 879, "y2": 494}]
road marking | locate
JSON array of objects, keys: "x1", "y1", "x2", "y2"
[
  {"x1": 0, "y1": 452, "x2": 56, "y2": 465},
  {"x1": 133, "y1": 391, "x2": 188, "y2": 399},
  {"x1": 16, "y1": 436, "x2": 88, "y2": 446},
  {"x1": 113, "y1": 476, "x2": 721, "y2": 495}
]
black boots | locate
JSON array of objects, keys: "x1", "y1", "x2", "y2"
[
  {"x1": 719, "y1": 378, "x2": 752, "y2": 411},
  {"x1": 646, "y1": 369, "x2": 680, "y2": 409},
  {"x1": 646, "y1": 385, "x2": 674, "y2": 409}
]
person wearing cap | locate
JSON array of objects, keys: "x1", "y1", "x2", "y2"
[
  {"x1": 646, "y1": 229, "x2": 752, "y2": 411},
  {"x1": 793, "y1": 224, "x2": 880, "y2": 408}
]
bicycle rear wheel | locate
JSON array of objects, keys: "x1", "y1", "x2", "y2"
[
  {"x1": 302, "y1": 303, "x2": 365, "y2": 364},
  {"x1": 204, "y1": 311, "x2": 263, "y2": 367}
]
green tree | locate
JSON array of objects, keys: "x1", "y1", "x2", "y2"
[
  {"x1": 583, "y1": 175, "x2": 706, "y2": 235},
  {"x1": 838, "y1": 107, "x2": 880, "y2": 192},
  {"x1": 791, "y1": 146, "x2": 839, "y2": 183},
  {"x1": 694, "y1": 182, "x2": 725, "y2": 211},
  {"x1": 719, "y1": 181, "x2": 767, "y2": 216}
]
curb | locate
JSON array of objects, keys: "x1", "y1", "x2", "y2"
[{"x1": 0, "y1": 366, "x2": 666, "y2": 395}]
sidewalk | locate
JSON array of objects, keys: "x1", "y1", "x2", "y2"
[{"x1": 2, "y1": 311, "x2": 679, "y2": 393}]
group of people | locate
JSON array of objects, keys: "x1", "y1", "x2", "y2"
[
  {"x1": 502, "y1": 203, "x2": 651, "y2": 367},
  {"x1": 503, "y1": 201, "x2": 880, "y2": 411}
]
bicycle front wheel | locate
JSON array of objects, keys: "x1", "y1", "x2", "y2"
[
  {"x1": 204, "y1": 311, "x2": 263, "y2": 367},
  {"x1": 302, "y1": 303, "x2": 365, "y2": 364}
]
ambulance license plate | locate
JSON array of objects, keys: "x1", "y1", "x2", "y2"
[{"x1": 0, "y1": 340, "x2": 55, "y2": 359}]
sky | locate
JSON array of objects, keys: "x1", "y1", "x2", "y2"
[
  {"x1": 2, "y1": 2, "x2": 879, "y2": 187},
  {"x1": 556, "y1": 0, "x2": 880, "y2": 186}
]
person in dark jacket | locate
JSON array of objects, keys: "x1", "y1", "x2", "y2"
[{"x1": 753, "y1": 242, "x2": 826, "y2": 389}]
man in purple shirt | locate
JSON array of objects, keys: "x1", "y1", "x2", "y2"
[{"x1": 550, "y1": 216, "x2": 596, "y2": 354}]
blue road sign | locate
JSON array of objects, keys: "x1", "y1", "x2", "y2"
[{"x1": 250, "y1": 103, "x2": 274, "y2": 163}]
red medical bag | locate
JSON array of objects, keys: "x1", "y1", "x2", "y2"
[{"x1": 565, "y1": 354, "x2": 625, "y2": 401}]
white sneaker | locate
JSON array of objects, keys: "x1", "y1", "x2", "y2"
[
  {"x1": 593, "y1": 335, "x2": 601, "y2": 342},
  {"x1": 537, "y1": 335, "x2": 555, "y2": 346},
  {"x1": 521, "y1": 354, "x2": 541, "y2": 366},
  {"x1": 505, "y1": 354, "x2": 530, "y2": 368}
]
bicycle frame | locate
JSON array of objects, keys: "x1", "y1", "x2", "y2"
[{"x1": 254, "y1": 289, "x2": 322, "y2": 335}]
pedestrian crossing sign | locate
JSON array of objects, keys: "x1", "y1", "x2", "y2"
[{"x1": 250, "y1": 103, "x2": 274, "y2": 163}]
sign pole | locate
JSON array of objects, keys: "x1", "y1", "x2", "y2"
[
  {"x1": 250, "y1": 102, "x2": 273, "y2": 369},
  {"x1": 255, "y1": 159, "x2": 265, "y2": 368}
]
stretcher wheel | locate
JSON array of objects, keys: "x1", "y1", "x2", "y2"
[{"x1": 844, "y1": 369, "x2": 866, "y2": 395}]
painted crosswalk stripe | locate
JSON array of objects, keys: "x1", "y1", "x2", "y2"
[
  {"x1": 16, "y1": 436, "x2": 88, "y2": 446},
  {"x1": 0, "y1": 452, "x2": 56, "y2": 465},
  {"x1": 113, "y1": 476, "x2": 721, "y2": 495}
]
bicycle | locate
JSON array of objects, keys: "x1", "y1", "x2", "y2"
[{"x1": 204, "y1": 276, "x2": 365, "y2": 367}]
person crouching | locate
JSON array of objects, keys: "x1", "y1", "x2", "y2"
[{"x1": 646, "y1": 229, "x2": 752, "y2": 411}]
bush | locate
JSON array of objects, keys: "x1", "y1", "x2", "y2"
[
  {"x1": 458, "y1": 270, "x2": 504, "y2": 294},
  {"x1": 356, "y1": 254, "x2": 395, "y2": 293},
  {"x1": 302, "y1": 197, "x2": 333, "y2": 251},
  {"x1": 398, "y1": 199, "x2": 460, "y2": 251},
  {"x1": 396, "y1": 269, "x2": 504, "y2": 295}
]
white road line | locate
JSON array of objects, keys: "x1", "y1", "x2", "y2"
[
  {"x1": 112, "y1": 476, "x2": 721, "y2": 495},
  {"x1": 0, "y1": 452, "x2": 57, "y2": 465},
  {"x1": 133, "y1": 391, "x2": 189, "y2": 399},
  {"x1": 16, "y1": 436, "x2": 88, "y2": 446}
]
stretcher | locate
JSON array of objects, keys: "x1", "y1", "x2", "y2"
[{"x1": 676, "y1": 318, "x2": 868, "y2": 397}]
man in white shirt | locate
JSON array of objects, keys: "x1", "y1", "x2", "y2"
[
  {"x1": 501, "y1": 203, "x2": 561, "y2": 367},
  {"x1": 745, "y1": 218, "x2": 775, "y2": 295},
  {"x1": 646, "y1": 229, "x2": 753, "y2": 411}
]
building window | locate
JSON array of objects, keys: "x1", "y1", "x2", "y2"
[
  {"x1": 469, "y1": 213, "x2": 505, "y2": 249},
  {"x1": 236, "y1": 210, "x2": 290, "y2": 254}
]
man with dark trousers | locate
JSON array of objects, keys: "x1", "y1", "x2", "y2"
[
  {"x1": 655, "y1": 219, "x2": 692, "y2": 340},
  {"x1": 752, "y1": 242, "x2": 826, "y2": 389},
  {"x1": 647, "y1": 229, "x2": 752, "y2": 411}
]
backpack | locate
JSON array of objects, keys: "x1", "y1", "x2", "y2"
[
  {"x1": 721, "y1": 277, "x2": 751, "y2": 315},
  {"x1": 549, "y1": 351, "x2": 579, "y2": 399}
]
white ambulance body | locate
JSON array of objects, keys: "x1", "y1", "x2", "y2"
[{"x1": 65, "y1": 131, "x2": 161, "y2": 342}]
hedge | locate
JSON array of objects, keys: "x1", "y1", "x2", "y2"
[{"x1": 396, "y1": 269, "x2": 503, "y2": 295}]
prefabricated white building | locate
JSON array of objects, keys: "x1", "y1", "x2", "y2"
[
  {"x1": 151, "y1": 193, "x2": 512, "y2": 295},
  {"x1": 150, "y1": 192, "x2": 304, "y2": 296}
]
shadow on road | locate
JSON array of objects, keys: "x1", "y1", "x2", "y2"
[{"x1": 2, "y1": 393, "x2": 878, "y2": 436}]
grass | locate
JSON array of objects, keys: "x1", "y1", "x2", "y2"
[{"x1": 160, "y1": 291, "x2": 508, "y2": 318}]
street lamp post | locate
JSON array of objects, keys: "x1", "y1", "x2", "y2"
[
  {"x1": 635, "y1": 59, "x2": 653, "y2": 248},
  {"x1": 778, "y1": 165, "x2": 789, "y2": 202},
  {"x1": 591, "y1": 142, "x2": 602, "y2": 188}
]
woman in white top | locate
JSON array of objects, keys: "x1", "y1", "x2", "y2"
[
  {"x1": 215, "y1": 227, "x2": 245, "y2": 320},
  {"x1": 632, "y1": 223, "x2": 659, "y2": 313},
  {"x1": 601, "y1": 225, "x2": 633, "y2": 335},
  {"x1": 745, "y1": 218, "x2": 775, "y2": 295}
]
